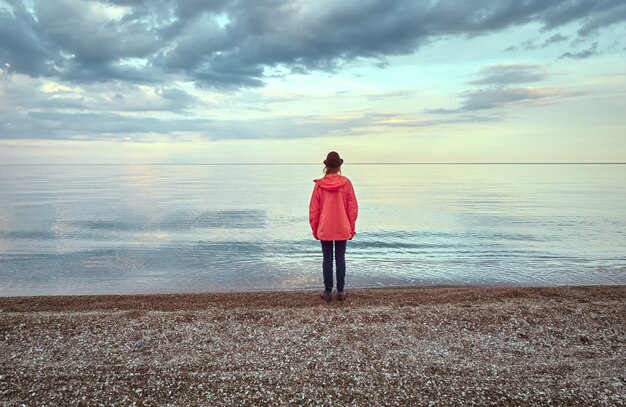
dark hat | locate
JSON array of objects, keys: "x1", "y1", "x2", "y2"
[{"x1": 323, "y1": 151, "x2": 344, "y2": 168}]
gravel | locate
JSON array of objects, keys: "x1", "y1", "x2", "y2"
[{"x1": 1, "y1": 285, "x2": 625, "y2": 406}]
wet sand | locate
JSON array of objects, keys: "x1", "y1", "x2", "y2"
[{"x1": 1, "y1": 285, "x2": 625, "y2": 406}]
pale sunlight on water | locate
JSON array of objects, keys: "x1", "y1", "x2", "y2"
[{"x1": 0, "y1": 164, "x2": 624, "y2": 295}]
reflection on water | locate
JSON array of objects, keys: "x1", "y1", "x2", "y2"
[{"x1": 0, "y1": 164, "x2": 625, "y2": 296}]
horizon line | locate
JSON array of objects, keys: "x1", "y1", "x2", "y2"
[{"x1": 1, "y1": 162, "x2": 625, "y2": 166}]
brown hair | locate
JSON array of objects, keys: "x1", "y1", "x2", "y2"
[{"x1": 324, "y1": 165, "x2": 341, "y2": 175}]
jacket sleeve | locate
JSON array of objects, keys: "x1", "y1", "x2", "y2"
[
  {"x1": 309, "y1": 183, "x2": 320, "y2": 239},
  {"x1": 346, "y1": 180, "x2": 358, "y2": 235}
]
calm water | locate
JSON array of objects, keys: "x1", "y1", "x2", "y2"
[{"x1": 0, "y1": 164, "x2": 624, "y2": 296}]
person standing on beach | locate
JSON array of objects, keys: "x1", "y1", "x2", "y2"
[{"x1": 309, "y1": 151, "x2": 358, "y2": 302}]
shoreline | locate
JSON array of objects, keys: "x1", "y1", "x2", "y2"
[
  {"x1": 2, "y1": 283, "x2": 624, "y2": 311},
  {"x1": 2, "y1": 285, "x2": 624, "y2": 405}
]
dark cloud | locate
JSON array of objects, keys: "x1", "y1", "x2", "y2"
[
  {"x1": 505, "y1": 33, "x2": 569, "y2": 52},
  {"x1": 468, "y1": 64, "x2": 546, "y2": 86},
  {"x1": 0, "y1": 6, "x2": 56, "y2": 76},
  {"x1": 537, "y1": 0, "x2": 625, "y2": 33},
  {"x1": 1, "y1": 0, "x2": 624, "y2": 87},
  {"x1": 575, "y1": 1, "x2": 626, "y2": 36},
  {"x1": 35, "y1": 0, "x2": 158, "y2": 64},
  {"x1": 559, "y1": 42, "x2": 599, "y2": 59},
  {"x1": 157, "y1": 87, "x2": 199, "y2": 108},
  {"x1": 543, "y1": 33, "x2": 568, "y2": 46}
]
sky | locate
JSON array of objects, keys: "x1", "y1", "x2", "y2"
[{"x1": 1, "y1": 0, "x2": 625, "y2": 164}]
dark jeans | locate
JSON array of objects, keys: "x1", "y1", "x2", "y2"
[{"x1": 321, "y1": 240, "x2": 346, "y2": 292}]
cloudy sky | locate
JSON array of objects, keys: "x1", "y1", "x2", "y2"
[{"x1": 1, "y1": 0, "x2": 625, "y2": 164}]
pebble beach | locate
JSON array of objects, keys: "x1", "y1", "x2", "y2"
[{"x1": 1, "y1": 285, "x2": 625, "y2": 406}]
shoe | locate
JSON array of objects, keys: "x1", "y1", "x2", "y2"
[
  {"x1": 336, "y1": 291, "x2": 346, "y2": 301},
  {"x1": 320, "y1": 291, "x2": 332, "y2": 302}
]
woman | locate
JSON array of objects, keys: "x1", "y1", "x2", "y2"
[{"x1": 309, "y1": 151, "x2": 358, "y2": 302}]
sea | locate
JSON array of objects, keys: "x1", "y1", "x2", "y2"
[{"x1": 0, "y1": 164, "x2": 624, "y2": 296}]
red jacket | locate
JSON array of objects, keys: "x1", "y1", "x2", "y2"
[{"x1": 309, "y1": 174, "x2": 358, "y2": 241}]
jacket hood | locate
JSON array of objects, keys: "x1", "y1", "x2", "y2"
[{"x1": 314, "y1": 174, "x2": 348, "y2": 191}]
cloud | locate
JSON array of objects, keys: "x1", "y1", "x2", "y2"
[
  {"x1": 1, "y1": 0, "x2": 623, "y2": 144},
  {"x1": 0, "y1": 73, "x2": 201, "y2": 114},
  {"x1": 0, "y1": 72, "x2": 206, "y2": 142},
  {"x1": 423, "y1": 108, "x2": 460, "y2": 115},
  {"x1": 426, "y1": 88, "x2": 559, "y2": 114},
  {"x1": 468, "y1": 64, "x2": 547, "y2": 86},
  {"x1": 559, "y1": 42, "x2": 599, "y2": 59},
  {"x1": 35, "y1": 0, "x2": 158, "y2": 65},
  {"x1": 1, "y1": 0, "x2": 625, "y2": 88},
  {"x1": 460, "y1": 87, "x2": 558, "y2": 111},
  {"x1": 543, "y1": 33, "x2": 568, "y2": 47},
  {"x1": 0, "y1": 97, "x2": 497, "y2": 142},
  {"x1": 364, "y1": 90, "x2": 416, "y2": 101},
  {"x1": 0, "y1": 5, "x2": 57, "y2": 77},
  {"x1": 427, "y1": 63, "x2": 557, "y2": 113},
  {"x1": 504, "y1": 33, "x2": 569, "y2": 52},
  {"x1": 366, "y1": 111, "x2": 504, "y2": 127},
  {"x1": 575, "y1": 1, "x2": 626, "y2": 36},
  {"x1": 0, "y1": 111, "x2": 337, "y2": 141},
  {"x1": 535, "y1": 0, "x2": 626, "y2": 34}
]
